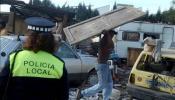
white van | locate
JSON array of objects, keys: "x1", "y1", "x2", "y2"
[{"x1": 114, "y1": 21, "x2": 175, "y2": 59}]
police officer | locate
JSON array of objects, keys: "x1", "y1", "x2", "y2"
[{"x1": 0, "y1": 17, "x2": 69, "y2": 100}]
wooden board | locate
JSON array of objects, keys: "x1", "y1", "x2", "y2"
[
  {"x1": 127, "y1": 47, "x2": 143, "y2": 67},
  {"x1": 63, "y1": 7, "x2": 145, "y2": 44}
]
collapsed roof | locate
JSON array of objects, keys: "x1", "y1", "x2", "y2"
[{"x1": 0, "y1": 0, "x2": 75, "y2": 22}]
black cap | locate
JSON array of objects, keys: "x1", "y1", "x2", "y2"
[
  {"x1": 109, "y1": 30, "x2": 118, "y2": 35},
  {"x1": 102, "y1": 30, "x2": 118, "y2": 35},
  {"x1": 25, "y1": 17, "x2": 55, "y2": 33}
]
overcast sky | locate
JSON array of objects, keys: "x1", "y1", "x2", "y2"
[{"x1": 0, "y1": 0, "x2": 173, "y2": 14}]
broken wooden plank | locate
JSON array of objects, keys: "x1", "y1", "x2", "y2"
[{"x1": 63, "y1": 7, "x2": 145, "y2": 44}]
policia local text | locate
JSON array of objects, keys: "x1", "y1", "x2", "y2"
[{"x1": 24, "y1": 60, "x2": 55, "y2": 75}]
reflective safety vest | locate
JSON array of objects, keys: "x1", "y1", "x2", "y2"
[{"x1": 9, "y1": 50, "x2": 64, "y2": 79}]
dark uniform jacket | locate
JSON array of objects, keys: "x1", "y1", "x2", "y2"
[{"x1": 0, "y1": 50, "x2": 69, "y2": 100}]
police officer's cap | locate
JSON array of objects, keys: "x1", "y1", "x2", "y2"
[{"x1": 25, "y1": 17, "x2": 55, "y2": 33}]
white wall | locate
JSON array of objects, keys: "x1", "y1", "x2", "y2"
[{"x1": 115, "y1": 30, "x2": 144, "y2": 58}]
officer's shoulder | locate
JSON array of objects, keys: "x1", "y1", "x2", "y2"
[
  {"x1": 52, "y1": 54, "x2": 65, "y2": 63},
  {"x1": 9, "y1": 49, "x2": 23, "y2": 55}
]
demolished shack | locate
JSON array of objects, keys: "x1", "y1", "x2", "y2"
[{"x1": 0, "y1": 0, "x2": 74, "y2": 40}]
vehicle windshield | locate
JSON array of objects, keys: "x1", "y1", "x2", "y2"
[{"x1": 136, "y1": 53, "x2": 175, "y2": 76}]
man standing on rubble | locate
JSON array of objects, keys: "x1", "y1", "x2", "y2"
[
  {"x1": 76, "y1": 30, "x2": 117, "y2": 100},
  {"x1": 0, "y1": 17, "x2": 69, "y2": 100}
]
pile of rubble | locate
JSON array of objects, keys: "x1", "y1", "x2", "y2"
[
  {"x1": 69, "y1": 66, "x2": 132, "y2": 100},
  {"x1": 69, "y1": 88, "x2": 121, "y2": 100}
]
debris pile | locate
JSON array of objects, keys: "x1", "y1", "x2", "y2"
[{"x1": 69, "y1": 66, "x2": 132, "y2": 100}]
